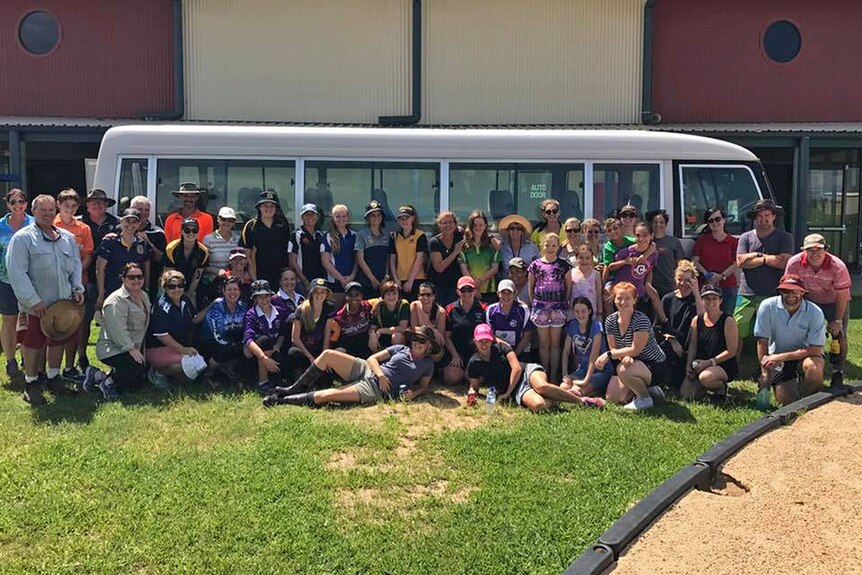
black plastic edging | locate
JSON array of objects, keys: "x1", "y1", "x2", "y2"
[
  {"x1": 597, "y1": 463, "x2": 710, "y2": 558},
  {"x1": 772, "y1": 388, "x2": 848, "y2": 425},
  {"x1": 697, "y1": 415, "x2": 781, "y2": 478},
  {"x1": 847, "y1": 381, "x2": 862, "y2": 393},
  {"x1": 561, "y1": 544, "x2": 614, "y2": 575}
]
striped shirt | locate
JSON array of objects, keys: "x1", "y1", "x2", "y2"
[
  {"x1": 202, "y1": 230, "x2": 240, "y2": 276},
  {"x1": 604, "y1": 310, "x2": 665, "y2": 363}
]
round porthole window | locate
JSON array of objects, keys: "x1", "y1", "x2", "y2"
[
  {"x1": 19, "y1": 11, "x2": 60, "y2": 55},
  {"x1": 763, "y1": 20, "x2": 801, "y2": 63}
]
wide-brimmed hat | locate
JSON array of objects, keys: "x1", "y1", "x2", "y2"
[
  {"x1": 497, "y1": 214, "x2": 533, "y2": 236},
  {"x1": 747, "y1": 198, "x2": 784, "y2": 219},
  {"x1": 801, "y1": 233, "x2": 827, "y2": 250},
  {"x1": 251, "y1": 279, "x2": 275, "y2": 297},
  {"x1": 364, "y1": 200, "x2": 385, "y2": 219},
  {"x1": 405, "y1": 325, "x2": 441, "y2": 354},
  {"x1": 776, "y1": 274, "x2": 807, "y2": 293},
  {"x1": 172, "y1": 182, "x2": 203, "y2": 197},
  {"x1": 40, "y1": 300, "x2": 84, "y2": 341},
  {"x1": 84, "y1": 188, "x2": 116, "y2": 207},
  {"x1": 255, "y1": 190, "x2": 280, "y2": 208}
]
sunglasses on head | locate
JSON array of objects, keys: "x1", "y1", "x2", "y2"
[
  {"x1": 544, "y1": 209, "x2": 559, "y2": 215},
  {"x1": 707, "y1": 216, "x2": 723, "y2": 224}
]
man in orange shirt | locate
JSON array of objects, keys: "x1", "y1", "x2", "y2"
[
  {"x1": 163, "y1": 182, "x2": 214, "y2": 242},
  {"x1": 53, "y1": 188, "x2": 94, "y2": 382}
]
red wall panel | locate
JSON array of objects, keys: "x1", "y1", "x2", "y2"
[
  {"x1": 0, "y1": 0, "x2": 174, "y2": 118},
  {"x1": 652, "y1": 0, "x2": 862, "y2": 123}
]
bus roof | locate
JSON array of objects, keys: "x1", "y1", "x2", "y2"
[{"x1": 98, "y1": 125, "x2": 758, "y2": 162}]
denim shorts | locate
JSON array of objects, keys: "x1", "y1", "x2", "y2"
[
  {"x1": 570, "y1": 365, "x2": 613, "y2": 394},
  {"x1": 514, "y1": 363, "x2": 545, "y2": 406}
]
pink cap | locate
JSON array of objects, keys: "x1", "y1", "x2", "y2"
[
  {"x1": 457, "y1": 276, "x2": 477, "y2": 290},
  {"x1": 473, "y1": 323, "x2": 494, "y2": 341}
]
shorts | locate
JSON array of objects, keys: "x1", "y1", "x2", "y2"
[
  {"x1": 0, "y1": 282, "x2": 19, "y2": 315},
  {"x1": 348, "y1": 358, "x2": 384, "y2": 405},
  {"x1": 734, "y1": 294, "x2": 766, "y2": 338},
  {"x1": 22, "y1": 313, "x2": 77, "y2": 349},
  {"x1": 570, "y1": 365, "x2": 613, "y2": 394},
  {"x1": 765, "y1": 360, "x2": 802, "y2": 387},
  {"x1": 530, "y1": 306, "x2": 567, "y2": 329},
  {"x1": 818, "y1": 303, "x2": 850, "y2": 336},
  {"x1": 83, "y1": 282, "x2": 98, "y2": 324},
  {"x1": 638, "y1": 358, "x2": 670, "y2": 388},
  {"x1": 513, "y1": 363, "x2": 545, "y2": 406}
]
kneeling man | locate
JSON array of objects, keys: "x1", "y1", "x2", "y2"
[{"x1": 753, "y1": 274, "x2": 825, "y2": 405}]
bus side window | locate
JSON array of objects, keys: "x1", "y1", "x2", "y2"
[{"x1": 488, "y1": 189, "x2": 515, "y2": 227}]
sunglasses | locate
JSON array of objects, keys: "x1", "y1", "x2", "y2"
[
  {"x1": 587, "y1": 230, "x2": 600, "y2": 235},
  {"x1": 182, "y1": 228, "x2": 198, "y2": 234},
  {"x1": 507, "y1": 226, "x2": 524, "y2": 232},
  {"x1": 565, "y1": 228, "x2": 581, "y2": 234},
  {"x1": 125, "y1": 274, "x2": 145, "y2": 280},
  {"x1": 166, "y1": 283, "x2": 184, "y2": 289},
  {"x1": 459, "y1": 287, "x2": 475, "y2": 293},
  {"x1": 7, "y1": 199, "x2": 26, "y2": 206},
  {"x1": 411, "y1": 336, "x2": 429, "y2": 345},
  {"x1": 707, "y1": 216, "x2": 723, "y2": 224},
  {"x1": 544, "y1": 209, "x2": 559, "y2": 215},
  {"x1": 621, "y1": 214, "x2": 636, "y2": 219}
]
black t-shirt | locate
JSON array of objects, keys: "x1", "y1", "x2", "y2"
[
  {"x1": 286, "y1": 227, "x2": 325, "y2": 281},
  {"x1": 428, "y1": 230, "x2": 464, "y2": 289},
  {"x1": 240, "y1": 216, "x2": 292, "y2": 276},
  {"x1": 661, "y1": 292, "x2": 697, "y2": 343},
  {"x1": 467, "y1": 341, "x2": 515, "y2": 391},
  {"x1": 445, "y1": 299, "x2": 488, "y2": 359}
]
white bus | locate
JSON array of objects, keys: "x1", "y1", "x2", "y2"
[{"x1": 93, "y1": 125, "x2": 771, "y2": 241}]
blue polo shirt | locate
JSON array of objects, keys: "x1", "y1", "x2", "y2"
[
  {"x1": 96, "y1": 235, "x2": 151, "y2": 294},
  {"x1": 321, "y1": 229, "x2": 357, "y2": 281},
  {"x1": 485, "y1": 301, "x2": 532, "y2": 349},
  {"x1": 148, "y1": 295, "x2": 196, "y2": 348},
  {"x1": 355, "y1": 228, "x2": 390, "y2": 288},
  {"x1": 753, "y1": 295, "x2": 826, "y2": 354}
]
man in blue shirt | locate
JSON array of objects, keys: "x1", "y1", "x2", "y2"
[{"x1": 753, "y1": 274, "x2": 825, "y2": 405}]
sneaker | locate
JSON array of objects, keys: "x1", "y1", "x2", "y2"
[
  {"x1": 5, "y1": 359, "x2": 20, "y2": 378},
  {"x1": 466, "y1": 388, "x2": 478, "y2": 406},
  {"x1": 22, "y1": 382, "x2": 46, "y2": 406},
  {"x1": 148, "y1": 366, "x2": 171, "y2": 391},
  {"x1": 99, "y1": 377, "x2": 119, "y2": 401},
  {"x1": 257, "y1": 380, "x2": 274, "y2": 396},
  {"x1": 580, "y1": 396, "x2": 606, "y2": 409},
  {"x1": 623, "y1": 396, "x2": 654, "y2": 411},
  {"x1": 80, "y1": 366, "x2": 104, "y2": 393},
  {"x1": 647, "y1": 386, "x2": 665, "y2": 402},
  {"x1": 830, "y1": 371, "x2": 844, "y2": 389},
  {"x1": 62, "y1": 367, "x2": 85, "y2": 383}
]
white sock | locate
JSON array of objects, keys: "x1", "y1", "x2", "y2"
[
  {"x1": 25, "y1": 375, "x2": 39, "y2": 383},
  {"x1": 46, "y1": 368, "x2": 60, "y2": 379}
]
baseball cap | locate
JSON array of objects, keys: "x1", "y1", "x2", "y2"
[
  {"x1": 218, "y1": 206, "x2": 237, "y2": 220},
  {"x1": 364, "y1": 200, "x2": 384, "y2": 219},
  {"x1": 473, "y1": 323, "x2": 494, "y2": 341},
  {"x1": 497, "y1": 279, "x2": 516, "y2": 294},
  {"x1": 119, "y1": 208, "x2": 141, "y2": 221},
  {"x1": 301, "y1": 203, "x2": 319, "y2": 215},
  {"x1": 801, "y1": 233, "x2": 826, "y2": 250},
  {"x1": 700, "y1": 284, "x2": 721, "y2": 297},
  {"x1": 456, "y1": 276, "x2": 477, "y2": 291},
  {"x1": 228, "y1": 247, "x2": 247, "y2": 260},
  {"x1": 395, "y1": 206, "x2": 416, "y2": 219},
  {"x1": 344, "y1": 281, "x2": 363, "y2": 294},
  {"x1": 508, "y1": 257, "x2": 527, "y2": 270},
  {"x1": 776, "y1": 274, "x2": 807, "y2": 293}
]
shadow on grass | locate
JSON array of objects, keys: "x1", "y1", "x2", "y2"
[{"x1": 641, "y1": 400, "x2": 697, "y2": 423}]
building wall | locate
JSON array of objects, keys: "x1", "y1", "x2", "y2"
[
  {"x1": 184, "y1": 0, "x2": 411, "y2": 123},
  {"x1": 424, "y1": 0, "x2": 643, "y2": 124},
  {"x1": 184, "y1": 0, "x2": 644, "y2": 125},
  {"x1": 0, "y1": 0, "x2": 175, "y2": 118},
  {"x1": 651, "y1": 0, "x2": 862, "y2": 123}
]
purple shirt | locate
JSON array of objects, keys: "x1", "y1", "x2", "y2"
[
  {"x1": 486, "y1": 301, "x2": 532, "y2": 349},
  {"x1": 528, "y1": 257, "x2": 571, "y2": 309},
  {"x1": 242, "y1": 303, "x2": 293, "y2": 346},
  {"x1": 613, "y1": 246, "x2": 659, "y2": 298}
]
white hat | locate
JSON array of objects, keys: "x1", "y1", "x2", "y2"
[
  {"x1": 181, "y1": 354, "x2": 208, "y2": 379},
  {"x1": 218, "y1": 206, "x2": 237, "y2": 219},
  {"x1": 497, "y1": 279, "x2": 516, "y2": 293}
]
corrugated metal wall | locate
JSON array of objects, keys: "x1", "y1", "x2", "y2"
[
  {"x1": 184, "y1": 0, "x2": 643, "y2": 125},
  {"x1": 424, "y1": 0, "x2": 643, "y2": 124},
  {"x1": 184, "y1": 0, "x2": 411, "y2": 123},
  {"x1": 0, "y1": 0, "x2": 174, "y2": 118},
  {"x1": 652, "y1": 0, "x2": 862, "y2": 122}
]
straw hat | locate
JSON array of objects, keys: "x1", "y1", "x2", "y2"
[
  {"x1": 497, "y1": 214, "x2": 533, "y2": 236},
  {"x1": 40, "y1": 300, "x2": 84, "y2": 341}
]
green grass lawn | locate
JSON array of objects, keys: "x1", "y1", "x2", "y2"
[{"x1": 1, "y1": 318, "x2": 859, "y2": 575}]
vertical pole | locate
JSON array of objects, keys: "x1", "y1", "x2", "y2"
[{"x1": 794, "y1": 136, "x2": 810, "y2": 245}]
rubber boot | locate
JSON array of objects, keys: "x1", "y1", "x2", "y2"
[
  {"x1": 275, "y1": 363, "x2": 325, "y2": 396},
  {"x1": 263, "y1": 392, "x2": 316, "y2": 408}
]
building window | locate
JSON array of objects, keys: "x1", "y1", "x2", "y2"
[
  {"x1": 18, "y1": 11, "x2": 59, "y2": 55},
  {"x1": 763, "y1": 20, "x2": 801, "y2": 63}
]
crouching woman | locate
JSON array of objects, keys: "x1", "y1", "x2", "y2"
[{"x1": 263, "y1": 325, "x2": 438, "y2": 408}]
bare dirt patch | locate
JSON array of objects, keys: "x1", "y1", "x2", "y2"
[{"x1": 611, "y1": 394, "x2": 862, "y2": 575}]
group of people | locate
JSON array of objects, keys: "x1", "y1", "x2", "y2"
[{"x1": 0, "y1": 184, "x2": 851, "y2": 412}]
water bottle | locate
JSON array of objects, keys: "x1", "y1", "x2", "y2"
[
  {"x1": 829, "y1": 336, "x2": 841, "y2": 365},
  {"x1": 755, "y1": 386, "x2": 772, "y2": 411},
  {"x1": 485, "y1": 387, "x2": 497, "y2": 415}
]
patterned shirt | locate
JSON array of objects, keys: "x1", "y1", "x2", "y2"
[
  {"x1": 459, "y1": 244, "x2": 502, "y2": 294},
  {"x1": 604, "y1": 310, "x2": 665, "y2": 363},
  {"x1": 486, "y1": 301, "x2": 532, "y2": 349},
  {"x1": 613, "y1": 246, "x2": 660, "y2": 298},
  {"x1": 202, "y1": 297, "x2": 248, "y2": 345},
  {"x1": 528, "y1": 257, "x2": 571, "y2": 308},
  {"x1": 785, "y1": 252, "x2": 852, "y2": 306}
]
